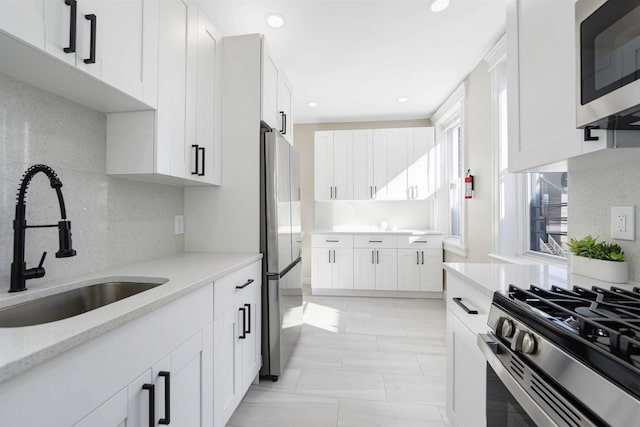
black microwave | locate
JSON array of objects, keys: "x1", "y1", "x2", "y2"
[{"x1": 576, "y1": 0, "x2": 640, "y2": 130}]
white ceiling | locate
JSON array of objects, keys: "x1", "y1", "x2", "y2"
[{"x1": 199, "y1": 0, "x2": 506, "y2": 124}]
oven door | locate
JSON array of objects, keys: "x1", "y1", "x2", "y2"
[
  {"x1": 576, "y1": 0, "x2": 640, "y2": 128},
  {"x1": 477, "y1": 334, "x2": 601, "y2": 427}
]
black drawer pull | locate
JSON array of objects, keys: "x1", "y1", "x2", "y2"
[
  {"x1": 414, "y1": 240, "x2": 428, "y2": 243},
  {"x1": 453, "y1": 297, "x2": 478, "y2": 315},
  {"x1": 325, "y1": 239, "x2": 339, "y2": 242},
  {"x1": 142, "y1": 383, "x2": 155, "y2": 427},
  {"x1": 198, "y1": 146, "x2": 205, "y2": 176},
  {"x1": 235, "y1": 278, "x2": 254, "y2": 289},
  {"x1": 369, "y1": 240, "x2": 382, "y2": 243},
  {"x1": 159, "y1": 371, "x2": 171, "y2": 425},
  {"x1": 191, "y1": 144, "x2": 199, "y2": 175},
  {"x1": 63, "y1": 0, "x2": 77, "y2": 53}
]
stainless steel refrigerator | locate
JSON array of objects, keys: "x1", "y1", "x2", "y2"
[{"x1": 260, "y1": 124, "x2": 303, "y2": 380}]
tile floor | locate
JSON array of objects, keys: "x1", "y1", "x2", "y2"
[{"x1": 226, "y1": 293, "x2": 450, "y2": 427}]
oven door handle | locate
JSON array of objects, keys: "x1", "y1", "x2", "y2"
[{"x1": 477, "y1": 334, "x2": 599, "y2": 427}]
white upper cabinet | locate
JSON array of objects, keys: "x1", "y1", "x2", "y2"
[
  {"x1": 106, "y1": 0, "x2": 222, "y2": 186},
  {"x1": 278, "y1": 71, "x2": 294, "y2": 143},
  {"x1": 314, "y1": 130, "x2": 354, "y2": 200},
  {"x1": 319, "y1": 127, "x2": 433, "y2": 201},
  {"x1": 0, "y1": 0, "x2": 157, "y2": 112},
  {"x1": 506, "y1": 0, "x2": 622, "y2": 172},
  {"x1": 261, "y1": 37, "x2": 294, "y2": 144}
]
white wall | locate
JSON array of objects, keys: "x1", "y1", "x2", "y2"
[
  {"x1": 443, "y1": 59, "x2": 494, "y2": 263},
  {"x1": 315, "y1": 200, "x2": 432, "y2": 230},
  {"x1": 0, "y1": 73, "x2": 184, "y2": 289},
  {"x1": 294, "y1": 119, "x2": 433, "y2": 279}
]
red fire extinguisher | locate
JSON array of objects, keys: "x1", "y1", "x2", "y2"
[{"x1": 464, "y1": 169, "x2": 474, "y2": 199}]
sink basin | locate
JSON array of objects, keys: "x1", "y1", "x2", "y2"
[{"x1": 0, "y1": 281, "x2": 164, "y2": 327}]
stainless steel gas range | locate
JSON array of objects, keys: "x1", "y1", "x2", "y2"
[{"x1": 478, "y1": 284, "x2": 640, "y2": 426}]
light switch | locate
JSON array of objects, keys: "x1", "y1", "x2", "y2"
[{"x1": 611, "y1": 206, "x2": 634, "y2": 241}]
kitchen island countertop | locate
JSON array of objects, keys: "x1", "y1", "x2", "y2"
[{"x1": 0, "y1": 251, "x2": 262, "y2": 383}]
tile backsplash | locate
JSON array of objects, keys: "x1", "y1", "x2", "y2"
[{"x1": 0, "y1": 73, "x2": 184, "y2": 290}]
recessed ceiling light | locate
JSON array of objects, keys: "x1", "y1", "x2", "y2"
[
  {"x1": 308, "y1": 101, "x2": 318, "y2": 108},
  {"x1": 430, "y1": 0, "x2": 450, "y2": 12},
  {"x1": 266, "y1": 13, "x2": 285, "y2": 28},
  {"x1": 397, "y1": 97, "x2": 409, "y2": 103}
]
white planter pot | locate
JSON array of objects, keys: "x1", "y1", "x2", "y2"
[{"x1": 569, "y1": 254, "x2": 628, "y2": 283}]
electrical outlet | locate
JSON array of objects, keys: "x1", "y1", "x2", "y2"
[
  {"x1": 611, "y1": 206, "x2": 635, "y2": 240},
  {"x1": 175, "y1": 215, "x2": 184, "y2": 235}
]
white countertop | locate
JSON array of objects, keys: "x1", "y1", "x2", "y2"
[
  {"x1": 443, "y1": 262, "x2": 639, "y2": 298},
  {"x1": 313, "y1": 228, "x2": 443, "y2": 235},
  {"x1": 0, "y1": 251, "x2": 262, "y2": 383}
]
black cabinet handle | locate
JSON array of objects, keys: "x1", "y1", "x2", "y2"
[
  {"x1": 372, "y1": 250, "x2": 375, "y2": 264},
  {"x1": 332, "y1": 249, "x2": 335, "y2": 263},
  {"x1": 244, "y1": 303, "x2": 251, "y2": 334},
  {"x1": 334, "y1": 186, "x2": 337, "y2": 199},
  {"x1": 376, "y1": 250, "x2": 379, "y2": 264},
  {"x1": 198, "y1": 146, "x2": 205, "y2": 176},
  {"x1": 421, "y1": 251, "x2": 424, "y2": 265},
  {"x1": 142, "y1": 383, "x2": 155, "y2": 427},
  {"x1": 325, "y1": 239, "x2": 339, "y2": 243},
  {"x1": 191, "y1": 145, "x2": 199, "y2": 175},
  {"x1": 83, "y1": 14, "x2": 97, "y2": 64},
  {"x1": 330, "y1": 186, "x2": 333, "y2": 199},
  {"x1": 328, "y1": 249, "x2": 331, "y2": 264},
  {"x1": 584, "y1": 125, "x2": 600, "y2": 142},
  {"x1": 63, "y1": 0, "x2": 77, "y2": 53},
  {"x1": 239, "y1": 307, "x2": 246, "y2": 339},
  {"x1": 452, "y1": 297, "x2": 478, "y2": 315},
  {"x1": 416, "y1": 251, "x2": 419, "y2": 265},
  {"x1": 235, "y1": 278, "x2": 254, "y2": 289},
  {"x1": 369, "y1": 240, "x2": 382, "y2": 243},
  {"x1": 159, "y1": 371, "x2": 171, "y2": 425},
  {"x1": 280, "y1": 111, "x2": 286, "y2": 134}
]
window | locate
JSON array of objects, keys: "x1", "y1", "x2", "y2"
[
  {"x1": 526, "y1": 172, "x2": 568, "y2": 257},
  {"x1": 446, "y1": 121, "x2": 462, "y2": 238}
]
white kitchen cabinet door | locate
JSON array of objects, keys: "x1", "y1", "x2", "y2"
[
  {"x1": 156, "y1": 0, "x2": 188, "y2": 179},
  {"x1": 421, "y1": 249, "x2": 443, "y2": 292},
  {"x1": 188, "y1": 8, "x2": 221, "y2": 185},
  {"x1": 44, "y1": 0, "x2": 79, "y2": 66},
  {"x1": 312, "y1": 248, "x2": 333, "y2": 288},
  {"x1": 99, "y1": 0, "x2": 146, "y2": 103},
  {"x1": 72, "y1": 0, "x2": 101, "y2": 78},
  {"x1": 372, "y1": 129, "x2": 390, "y2": 200},
  {"x1": 408, "y1": 127, "x2": 433, "y2": 200},
  {"x1": 375, "y1": 249, "x2": 398, "y2": 290},
  {"x1": 314, "y1": 131, "x2": 334, "y2": 200},
  {"x1": 386, "y1": 129, "x2": 410, "y2": 200},
  {"x1": 333, "y1": 130, "x2": 354, "y2": 200},
  {"x1": 278, "y1": 72, "x2": 294, "y2": 143},
  {"x1": 353, "y1": 248, "x2": 376, "y2": 290},
  {"x1": 397, "y1": 249, "x2": 421, "y2": 291},
  {"x1": 507, "y1": 0, "x2": 583, "y2": 172},
  {"x1": 262, "y1": 40, "x2": 279, "y2": 130},
  {"x1": 333, "y1": 248, "x2": 354, "y2": 289},
  {"x1": 74, "y1": 370, "x2": 152, "y2": 427},
  {"x1": 0, "y1": 0, "x2": 45, "y2": 50},
  {"x1": 214, "y1": 305, "x2": 242, "y2": 426},
  {"x1": 353, "y1": 130, "x2": 374, "y2": 200},
  {"x1": 240, "y1": 280, "x2": 261, "y2": 391},
  {"x1": 448, "y1": 312, "x2": 487, "y2": 427}
]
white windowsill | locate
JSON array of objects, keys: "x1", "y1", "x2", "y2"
[{"x1": 444, "y1": 239, "x2": 467, "y2": 258}]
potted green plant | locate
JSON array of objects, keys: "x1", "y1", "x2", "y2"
[{"x1": 568, "y1": 235, "x2": 628, "y2": 283}]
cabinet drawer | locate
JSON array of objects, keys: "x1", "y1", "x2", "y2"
[
  {"x1": 312, "y1": 234, "x2": 354, "y2": 248},
  {"x1": 397, "y1": 235, "x2": 442, "y2": 249},
  {"x1": 214, "y1": 261, "x2": 261, "y2": 318},
  {"x1": 353, "y1": 234, "x2": 397, "y2": 248},
  {"x1": 446, "y1": 273, "x2": 492, "y2": 336}
]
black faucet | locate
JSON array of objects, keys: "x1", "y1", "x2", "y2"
[{"x1": 10, "y1": 165, "x2": 77, "y2": 293}]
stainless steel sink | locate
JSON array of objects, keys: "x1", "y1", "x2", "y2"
[{"x1": 0, "y1": 281, "x2": 164, "y2": 327}]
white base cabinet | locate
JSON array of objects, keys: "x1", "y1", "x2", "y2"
[
  {"x1": 213, "y1": 260, "x2": 262, "y2": 427},
  {"x1": 312, "y1": 233, "x2": 442, "y2": 296},
  {"x1": 446, "y1": 272, "x2": 492, "y2": 427},
  {"x1": 0, "y1": 284, "x2": 214, "y2": 427}
]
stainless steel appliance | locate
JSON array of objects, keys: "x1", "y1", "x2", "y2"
[
  {"x1": 260, "y1": 123, "x2": 303, "y2": 380},
  {"x1": 478, "y1": 284, "x2": 640, "y2": 426},
  {"x1": 576, "y1": 0, "x2": 640, "y2": 130}
]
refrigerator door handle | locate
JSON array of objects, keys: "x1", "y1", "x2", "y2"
[{"x1": 267, "y1": 256, "x2": 302, "y2": 280}]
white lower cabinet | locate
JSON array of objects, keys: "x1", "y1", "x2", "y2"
[
  {"x1": 312, "y1": 233, "x2": 442, "y2": 295},
  {"x1": 446, "y1": 272, "x2": 492, "y2": 427},
  {"x1": 0, "y1": 284, "x2": 214, "y2": 427},
  {"x1": 213, "y1": 260, "x2": 262, "y2": 427}
]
